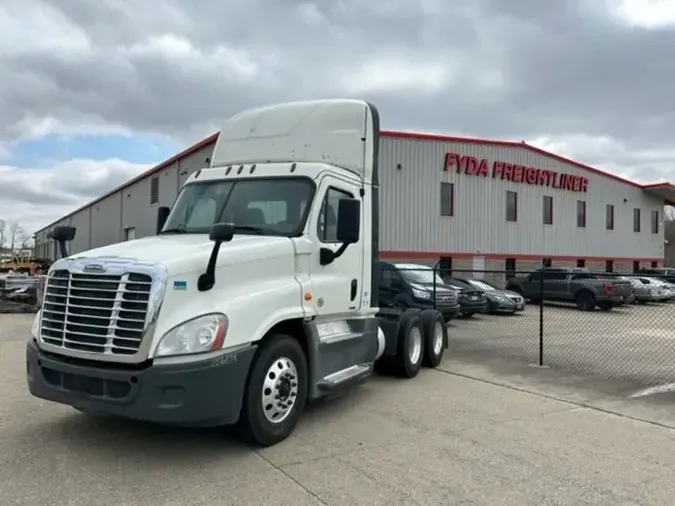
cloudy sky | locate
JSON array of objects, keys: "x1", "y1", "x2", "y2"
[{"x1": 2, "y1": 0, "x2": 675, "y2": 240}]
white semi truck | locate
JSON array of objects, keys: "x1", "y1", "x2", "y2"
[{"x1": 26, "y1": 99, "x2": 448, "y2": 446}]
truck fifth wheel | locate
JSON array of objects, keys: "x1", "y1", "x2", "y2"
[{"x1": 26, "y1": 99, "x2": 448, "y2": 447}]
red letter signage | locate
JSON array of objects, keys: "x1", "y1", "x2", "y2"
[{"x1": 444, "y1": 152, "x2": 589, "y2": 192}]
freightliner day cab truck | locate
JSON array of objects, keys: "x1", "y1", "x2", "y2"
[{"x1": 26, "y1": 99, "x2": 449, "y2": 446}]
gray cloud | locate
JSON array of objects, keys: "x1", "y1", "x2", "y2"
[{"x1": 2, "y1": 0, "x2": 675, "y2": 233}]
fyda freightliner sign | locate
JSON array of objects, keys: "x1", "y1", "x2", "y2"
[{"x1": 444, "y1": 152, "x2": 589, "y2": 192}]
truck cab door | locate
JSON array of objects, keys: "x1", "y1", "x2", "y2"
[
  {"x1": 303, "y1": 175, "x2": 374, "y2": 395},
  {"x1": 307, "y1": 177, "x2": 364, "y2": 317}
]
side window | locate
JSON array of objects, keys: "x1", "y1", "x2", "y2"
[{"x1": 318, "y1": 187, "x2": 353, "y2": 242}]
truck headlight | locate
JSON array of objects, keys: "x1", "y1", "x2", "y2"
[
  {"x1": 31, "y1": 310, "x2": 41, "y2": 339},
  {"x1": 155, "y1": 313, "x2": 228, "y2": 357},
  {"x1": 412, "y1": 288, "x2": 431, "y2": 300}
]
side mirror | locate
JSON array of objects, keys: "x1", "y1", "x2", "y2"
[
  {"x1": 156, "y1": 206, "x2": 171, "y2": 234},
  {"x1": 50, "y1": 226, "x2": 76, "y2": 259},
  {"x1": 209, "y1": 222, "x2": 234, "y2": 242},
  {"x1": 198, "y1": 223, "x2": 235, "y2": 291},
  {"x1": 336, "y1": 198, "x2": 361, "y2": 244},
  {"x1": 51, "y1": 226, "x2": 76, "y2": 242}
]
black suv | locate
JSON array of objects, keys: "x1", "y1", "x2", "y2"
[{"x1": 377, "y1": 262, "x2": 461, "y2": 320}]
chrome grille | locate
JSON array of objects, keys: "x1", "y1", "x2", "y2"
[{"x1": 40, "y1": 269, "x2": 152, "y2": 355}]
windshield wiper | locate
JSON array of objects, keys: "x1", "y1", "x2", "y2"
[
  {"x1": 233, "y1": 225, "x2": 265, "y2": 235},
  {"x1": 160, "y1": 225, "x2": 187, "y2": 234}
]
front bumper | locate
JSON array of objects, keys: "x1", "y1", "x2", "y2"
[
  {"x1": 459, "y1": 299, "x2": 488, "y2": 314},
  {"x1": 26, "y1": 339, "x2": 257, "y2": 427}
]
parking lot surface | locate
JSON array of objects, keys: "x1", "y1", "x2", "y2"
[
  {"x1": 3, "y1": 313, "x2": 675, "y2": 505},
  {"x1": 452, "y1": 303, "x2": 675, "y2": 386}
]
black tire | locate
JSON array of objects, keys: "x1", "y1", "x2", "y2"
[
  {"x1": 420, "y1": 309, "x2": 446, "y2": 368},
  {"x1": 575, "y1": 291, "x2": 596, "y2": 311},
  {"x1": 393, "y1": 310, "x2": 424, "y2": 378},
  {"x1": 598, "y1": 302, "x2": 614, "y2": 311},
  {"x1": 236, "y1": 334, "x2": 308, "y2": 447}
]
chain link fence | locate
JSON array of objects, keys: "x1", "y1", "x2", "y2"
[{"x1": 385, "y1": 264, "x2": 675, "y2": 387}]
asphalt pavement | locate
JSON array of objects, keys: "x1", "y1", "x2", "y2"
[{"x1": 2, "y1": 313, "x2": 675, "y2": 505}]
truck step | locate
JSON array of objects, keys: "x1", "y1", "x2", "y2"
[{"x1": 317, "y1": 364, "x2": 372, "y2": 391}]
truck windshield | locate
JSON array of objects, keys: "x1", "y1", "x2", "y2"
[{"x1": 161, "y1": 178, "x2": 314, "y2": 236}]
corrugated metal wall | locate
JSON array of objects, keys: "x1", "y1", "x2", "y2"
[
  {"x1": 379, "y1": 137, "x2": 664, "y2": 259},
  {"x1": 34, "y1": 134, "x2": 664, "y2": 262}
]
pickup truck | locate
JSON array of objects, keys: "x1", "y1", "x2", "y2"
[{"x1": 505, "y1": 267, "x2": 632, "y2": 311}]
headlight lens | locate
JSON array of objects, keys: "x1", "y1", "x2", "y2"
[
  {"x1": 31, "y1": 310, "x2": 41, "y2": 339},
  {"x1": 412, "y1": 288, "x2": 431, "y2": 300},
  {"x1": 155, "y1": 313, "x2": 228, "y2": 357}
]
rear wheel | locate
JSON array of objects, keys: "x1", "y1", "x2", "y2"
[
  {"x1": 575, "y1": 291, "x2": 596, "y2": 311},
  {"x1": 420, "y1": 309, "x2": 446, "y2": 368},
  {"x1": 393, "y1": 310, "x2": 424, "y2": 378},
  {"x1": 236, "y1": 334, "x2": 308, "y2": 447}
]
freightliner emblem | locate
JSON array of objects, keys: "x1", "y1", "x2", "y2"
[{"x1": 83, "y1": 263, "x2": 105, "y2": 273}]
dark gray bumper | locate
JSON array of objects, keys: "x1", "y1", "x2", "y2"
[{"x1": 26, "y1": 339, "x2": 256, "y2": 428}]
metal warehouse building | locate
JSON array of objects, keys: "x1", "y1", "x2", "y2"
[{"x1": 35, "y1": 130, "x2": 675, "y2": 276}]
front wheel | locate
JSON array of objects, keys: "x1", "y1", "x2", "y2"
[{"x1": 236, "y1": 334, "x2": 308, "y2": 447}]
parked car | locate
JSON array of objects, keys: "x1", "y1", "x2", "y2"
[
  {"x1": 506, "y1": 267, "x2": 632, "y2": 311},
  {"x1": 377, "y1": 262, "x2": 461, "y2": 320},
  {"x1": 636, "y1": 277, "x2": 673, "y2": 301},
  {"x1": 453, "y1": 277, "x2": 525, "y2": 314},
  {"x1": 623, "y1": 276, "x2": 656, "y2": 304},
  {"x1": 441, "y1": 278, "x2": 489, "y2": 317},
  {"x1": 637, "y1": 267, "x2": 675, "y2": 284}
]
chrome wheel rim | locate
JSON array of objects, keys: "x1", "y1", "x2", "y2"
[
  {"x1": 261, "y1": 357, "x2": 298, "y2": 424},
  {"x1": 433, "y1": 322, "x2": 444, "y2": 355},
  {"x1": 409, "y1": 327, "x2": 422, "y2": 364}
]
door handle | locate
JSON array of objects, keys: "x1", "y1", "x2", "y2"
[{"x1": 350, "y1": 279, "x2": 358, "y2": 301}]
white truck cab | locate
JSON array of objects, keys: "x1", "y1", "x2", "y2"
[{"x1": 26, "y1": 99, "x2": 448, "y2": 446}]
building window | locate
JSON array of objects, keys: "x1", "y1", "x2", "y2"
[
  {"x1": 506, "y1": 191, "x2": 517, "y2": 222},
  {"x1": 542, "y1": 258, "x2": 552, "y2": 267},
  {"x1": 576, "y1": 200, "x2": 586, "y2": 228},
  {"x1": 439, "y1": 257, "x2": 452, "y2": 279},
  {"x1": 150, "y1": 176, "x2": 160, "y2": 205},
  {"x1": 633, "y1": 260, "x2": 640, "y2": 273},
  {"x1": 576, "y1": 259, "x2": 585, "y2": 268},
  {"x1": 543, "y1": 196, "x2": 553, "y2": 225},
  {"x1": 605, "y1": 260, "x2": 613, "y2": 273},
  {"x1": 633, "y1": 208, "x2": 641, "y2": 232},
  {"x1": 440, "y1": 183, "x2": 454, "y2": 216},
  {"x1": 651, "y1": 210, "x2": 659, "y2": 234},
  {"x1": 505, "y1": 258, "x2": 516, "y2": 280},
  {"x1": 606, "y1": 204, "x2": 614, "y2": 230},
  {"x1": 124, "y1": 227, "x2": 136, "y2": 241},
  {"x1": 651, "y1": 261, "x2": 658, "y2": 268}
]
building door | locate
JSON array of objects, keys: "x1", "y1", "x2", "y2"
[
  {"x1": 576, "y1": 259, "x2": 585, "y2": 268},
  {"x1": 605, "y1": 260, "x2": 613, "y2": 273},
  {"x1": 124, "y1": 227, "x2": 136, "y2": 241},
  {"x1": 439, "y1": 257, "x2": 452, "y2": 280},
  {"x1": 633, "y1": 261, "x2": 640, "y2": 273},
  {"x1": 504, "y1": 258, "x2": 516, "y2": 281}
]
